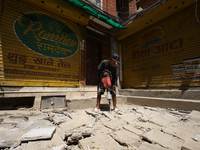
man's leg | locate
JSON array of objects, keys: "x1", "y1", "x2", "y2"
[
  {"x1": 112, "y1": 95, "x2": 117, "y2": 110},
  {"x1": 96, "y1": 94, "x2": 101, "y2": 109}
]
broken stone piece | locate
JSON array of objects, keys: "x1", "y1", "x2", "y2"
[
  {"x1": 110, "y1": 129, "x2": 141, "y2": 147},
  {"x1": 137, "y1": 142, "x2": 168, "y2": 150},
  {"x1": 0, "y1": 118, "x2": 3, "y2": 124},
  {"x1": 192, "y1": 134, "x2": 200, "y2": 142},
  {"x1": 0, "y1": 128, "x2": 23, "y2": 148},
  {"x1": 67, "y1": 133, "x2": 82, "y2": 145},
  {"x1": 82, "y1": 132, "x2": 92, "y2": 138},
  {"x1": 79, "y1": 134, "x2": 122, "y2": 150},
  {"x1": 20, "y1": 127, "x2": 56, "y2": 141}
]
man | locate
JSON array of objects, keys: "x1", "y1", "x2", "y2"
[{"x1": 94, "y1": 53, "x2": 119, "y2": 112}]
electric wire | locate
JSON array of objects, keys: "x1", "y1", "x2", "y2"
[{"x1": 194, "y1": 0, "x2": 200, "y2": 23}]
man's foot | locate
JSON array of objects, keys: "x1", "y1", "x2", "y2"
[
  {"x1": 93, "y1": 107, "x2": 100, "y2": 113},
  {"x1": 113, "y1": 108, "x2": 119, "y2": 112},
  {"x1": 113, "y1": 108, "x2": 122, "y2": 115}
]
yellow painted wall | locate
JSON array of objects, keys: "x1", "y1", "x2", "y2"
[
  {"x1": 121, "y1": 4, "x2": 200, "y2": 88},
  {"x1": 116, "y1": 0, "x2": 194, "y2": 40},
  {"x1": 25, "y1": 0, "x2": 89, "y2": 26},
  {"x1": 0, "y1": 0, "x2": 82, "y2": 87}
]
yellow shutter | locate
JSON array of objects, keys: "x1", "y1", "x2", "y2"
[
  {"x1": 121, "y1": 4, "x2": 200, "y2": 88},
  {"x1": 0, "y1": 0, "x2": 82, "y2": 87}
]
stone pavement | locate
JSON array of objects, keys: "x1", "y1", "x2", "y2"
[{"x1": 0, "y1": 104, "x2": 200, "y2": 150}]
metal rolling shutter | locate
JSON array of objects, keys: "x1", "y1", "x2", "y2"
[
  {"x1": 122, "y1": 4, "x2": 200, "y2": 88},
  {"x1": 0, "y1": 0, "x2": 81, "y2": 87}
]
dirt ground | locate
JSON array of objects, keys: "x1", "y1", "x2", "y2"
[{"x1": 0, "y1": 103, "x2": 200, "y2": 150}]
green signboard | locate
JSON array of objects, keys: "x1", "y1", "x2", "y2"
[{"x1": 14, "y1": 12, "x2": 79, "y2": 58}]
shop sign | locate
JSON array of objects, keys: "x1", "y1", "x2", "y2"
[
  {"x1": 14, "y1": 12, "x2": 79, "y2": 58},
  {"x1": 140, "y1": 27, "x2": 164, "y2": 49}
]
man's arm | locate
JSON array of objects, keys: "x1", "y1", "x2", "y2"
[
  {"x1": 113, "y1": 65, "x2": 119, "y2": 86},
  {"x1": 98, "y1": 60, "x2": 108, "y2": 76}
]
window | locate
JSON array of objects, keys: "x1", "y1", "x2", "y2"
[{"x1": 88, "y1": 0, "x2": 102, "y2": 8}]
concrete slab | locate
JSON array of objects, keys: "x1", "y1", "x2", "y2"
[
  {"x1": 126, "y1": 96, "x2": 200, "y2": 111},
  {"x1": 123, "y1": 124, "x2": 144, "y2": 136},
  {"x1": 20, "y1": 127, "x2": 56, "y2": 141},
  {"x1": 182, "y1": 138, "x2": 200, "y2": 150},
  {"x1": 142, "y1": 129, "x2": 184, "y2": 150},
  {"x1": 110, "y1": 129, "x2": 141, "y2": 147},
  {"x1": 119, "y1": 89, "x2": 200, "y2": 100},
  {"x1": 16, "y1": 132, "x2": 66, "y2": 150},
  {"x1": 103, "y1": 118, "x2": 124, "y2": 131},
  {"x1": 120, "y1": 112, "x2": 141, "y2": 124},
  {"x1": 59, "y1": 112, "x2": 95, "y2": 133},
  {"x1": 133, "y1": 122, "x2": 161, "y2": 132},
  {"x1": 0, "y1": 103, "x2": 200, "y2": 150},
  {"x1": 160, "y1": 124, "x2": 200, "y2": 149},
  {"x1": 189, "y1": 110, "x2": 200, "y2": 121},
  {"x1": 148, "y1": 113, "x2": 179, "y2": 127},
  {"x1": 78, "y1": 134, "x2": 123, "y2": 150},
  {"x1": 0, "y1": 127, "x2": 23, "y2": 148},
  {"x1": 137, "y1": 142, "x2": 170, "y2": 150}
]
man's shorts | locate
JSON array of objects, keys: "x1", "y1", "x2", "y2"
[{"x1": 97, "y1": 84, "x2": 116, "y2": 96}]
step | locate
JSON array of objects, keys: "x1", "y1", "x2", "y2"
[
  {"x1": 65, "y1": 95, "x2": 200, "y2": 111},
  {"x1": 124, "y1": 96, "x2": 200, "y2": 111},
  {"x1": 65, "y1": 95, "x2": 125, "y2": 110},
  {"x1": 119, "y1": 89, "x2": 200, "y2": 100}
]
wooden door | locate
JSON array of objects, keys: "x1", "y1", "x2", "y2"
[{"x1": 86, "y1": 37, "x2": 101, "y2": 85}]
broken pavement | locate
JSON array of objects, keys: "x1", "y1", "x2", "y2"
[{"x1": 0, "y1": 104, "x2": 200, "y2": 150}]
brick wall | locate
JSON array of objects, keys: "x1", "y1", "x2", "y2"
[
  {"x1": 103, "y1": 0, "x2": 117, "y2": 17},
  {"x1": 129, "y1": 0, "x2": 137, "y2": 15}
]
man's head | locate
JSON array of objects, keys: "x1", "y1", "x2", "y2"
[{"x1": 109, "y1": 53, "x2": 119, "y2": 68}]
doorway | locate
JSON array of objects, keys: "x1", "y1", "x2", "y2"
[{"x1": 86, "y1": 37, "x2": 102, "y2": 85}]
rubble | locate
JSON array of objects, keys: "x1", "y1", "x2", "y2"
[
  {"x1": 0, "y1": 104, "x2": 199, "y2": 150},
  {"x1": 20, "y1": 127, "x2": 56, "y2": 141}
]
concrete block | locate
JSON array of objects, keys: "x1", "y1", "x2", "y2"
[
  {"x1": 119, "y1": 89, "x2": 200, "y2": 100},
  {"x1": 19, "y1": 132, "x2": 66, "y2": 150},
  {"x1": 41, "y1": 96, "x2": 65, "y2": 109},
  {"x1": 126, "y1": 96, "x2": 200, "y2": 111},
  {"x1": 182, "y1": 139, "x2": 200, "y2": 150},
  {"x1": 137, "y1": 142, "x2": 169, "y2": 150},
  {"x1": 142, "y1": 129, "x2": 184, "y2": 150},
  {"x1": 123, "y1": 124, "x2": 144, "y2": 136},
  {"x1": 110, "y1": 129, "x2": 141, "y2": 147},
  {"x1": 0, "y1": 128, "x2": 23, "y2": 148},
  {"x1": 20, "y1": 127, "x2": 56, "y2": 141},
  {"x1": 33, "y1": 95, "x2": 41, "y2": 109},
  {"x1": 78, "y1": 134, "x2": 122, "y2": 150}
]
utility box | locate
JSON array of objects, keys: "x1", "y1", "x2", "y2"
[{"x1": 41, "y1": 96, "x2": 65, "y2": 109}]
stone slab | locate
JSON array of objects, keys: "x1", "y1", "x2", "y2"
[
  {"x1": 110, "y1": 129, "x2": 141, "y2": 147},
  {"x1": 0, "y1": 128, "x2": 23, "y2": 148},
  {"x1": 123, "y1": 124, "x2": 144, "y2": 136},
  {"x1": 20, "y1": 127, "x2": 56, "y2": 141},
  {"x1": 137, "y1": 142, "x2": 170, "y2": 150},
  {"x1": 120, "y1": 113, "x2": 141, "y2": 124},
  {"x1": 142, "y1": 129, "x2": 184, "y2": 150},
  {"x1": 15, "y1": 132, "x2": 66, "y2": 150},
  {"x1": 78, "y1": 134, "x2": 122, "y2": 150},
  {"x1": 103, "y1": 118, "x2": 124, "y2": 131},
  {"x1": 59, "y1": 114, "x2": 95, "y2": 133},
  {"x1": 182, "y1": 139, "x2": 200, "y2": 150},
  {"x1": 133, "y1": 122, "x2": 162, "y2": 132},
  {"x1": 189, "y1": 110, "x2": 200, "y2": 121}
]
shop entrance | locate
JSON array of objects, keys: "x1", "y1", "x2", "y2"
[{"x1": 86, "y1": 37, "x2": 101, "y2": 85}]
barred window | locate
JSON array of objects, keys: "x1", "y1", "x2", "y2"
[{"x1": 88, "y1": 0, "x2": 102, "y2": 8}]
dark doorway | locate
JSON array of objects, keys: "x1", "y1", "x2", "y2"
[
  {"x1": 0, "y1": 97, "x2": 34, "y2": 110},
  {"x1": 86, "y1": 37, "x2": 102, "y2": 85}
]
